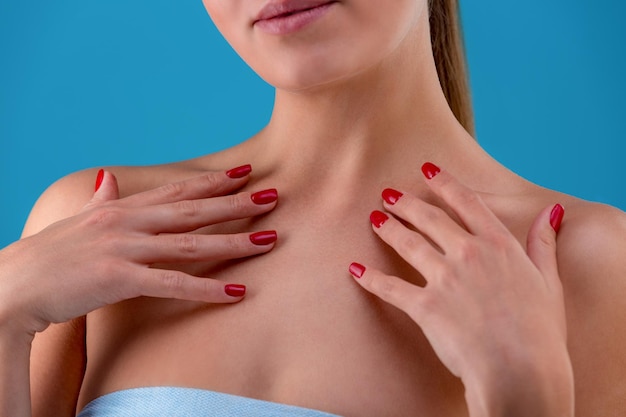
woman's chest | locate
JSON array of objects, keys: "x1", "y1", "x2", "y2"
[{"x1": 82, "y1": 218, "x2": 467, "y2": 415}]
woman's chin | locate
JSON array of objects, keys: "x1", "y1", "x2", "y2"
[{"x1": 261, "y1": 65, "x2": 368, "y2": 94}]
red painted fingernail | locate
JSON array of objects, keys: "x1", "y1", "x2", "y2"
[
  {"x1": 251, "y1": 188, "x2": 278, "y2": 205},
  {"x1": 370, "y1": 210, "x2": 389, "y2": 228},
  {"x1": 382, "y1": 188, "x2": 403, "y2": 205},
  {"x1": 226, "y1": 164, "x2": 252, "y2": 179},
  {"x1": 94, "y1": 169, "x2": 104, "y2": 192},
  {"x1": 349, "y1": 262, "x2": 366, "y2": 279},
  {"x1": 225, "y1": 284, "x2": 246, "y2": 297},
  {"x1": 550, "y1": 204, "x2": 564, "y2": 233},
  {"x1": 250, "y1": 230, "x2": 278, "y2": 245},
  {"x1": 421, "y1": 162, "x2": 441, "y2": 179}
]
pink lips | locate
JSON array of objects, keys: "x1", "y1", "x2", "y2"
[{"x1": 253, "y1": 0, "x2": 337, "y2": 35}]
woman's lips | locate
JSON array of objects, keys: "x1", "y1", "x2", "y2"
[{"x1": 253, "y1": 1, "x2": 337, "y2": 35}]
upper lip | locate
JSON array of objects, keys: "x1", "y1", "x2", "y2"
[{"x1": 253, "y1": 0, "x2": 334, "y2": 24}]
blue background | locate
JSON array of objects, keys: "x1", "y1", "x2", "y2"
[{"x1": 1, "y1": 1, "x2": 625, "y2": 248}]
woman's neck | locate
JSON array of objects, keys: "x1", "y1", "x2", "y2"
[{"x1": 237, "y1": 19, "x2": 503, "y2": 200}]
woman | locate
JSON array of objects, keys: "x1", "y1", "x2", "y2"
[{"x1": 2, "y1": 0, "x2": 625, "y2": 416}]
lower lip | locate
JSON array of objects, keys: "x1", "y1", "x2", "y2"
[{"x1": 254, "y1": 2, "x2": 336, "y2": 35}]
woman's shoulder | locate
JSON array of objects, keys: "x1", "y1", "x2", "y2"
[
  {"x1": 535, "y1": 195, "x2": 626, "y2": 412},
  {"x1": 554, "y1": 196, "x2": 625, "y2": 280},
  {"x1": 498, "y1": 177, "x2": 625, "y2": 301},
  {"x1": 21, "y1": 158, "x2": 224, "y2": 238},
  {"x1": 519, "y1": 186, "x2": 626, "y2": 284},
  {"x1": 554, "y1": 197, "x2": 626, "y2": 314}
]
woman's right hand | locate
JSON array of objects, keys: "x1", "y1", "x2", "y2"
[{"x1": 0, "y1": 165, "x2": 278, "y2": 338}]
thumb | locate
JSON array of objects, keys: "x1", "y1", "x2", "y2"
[
  {"x1": 81, "y1": 169, "x2": 120, "y2": 212},
  {"x1": 526, "y1": 203, "x2": 564, "y2": 281}
]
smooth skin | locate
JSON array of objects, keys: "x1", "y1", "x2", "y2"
[
  {"x1": 3, "y1": 165, "x2": 571, "y2": 417},
  {"x1": 0, "y1": 167, "x2": 279, "y2": 417},
  {"x1": 351, "y1": 164, "x2": 573, "y2": 416},
  {"x1": 15, "y1": 0, "x2": 626, "y2": 416}
]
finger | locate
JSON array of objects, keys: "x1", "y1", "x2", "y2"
[
  {"x1": 527, "y1": 204, "x2": 564, "y2": 288},
  {"x1": 370, "y1": 210, "x2": 445, "y2": 279},
  {"x1": 81, "y1": 170, "x2": 120, "y2": 213},
  {"x1": 130, "y1": 268, "x2": 248, "y2": 303},
  {"x1": 421, "y1": 162, "x2": 506, "y2": 236},
  {"x1": 119, "y1": 165, "x2": 253, "y2": 208},
  {"x1": 130, "y1": 230, "x2": 278, "y2": 263},
  {"x1": 348, "y1": 262, "x2": 424, "y2": 319},
  {"x1": 129, "y1": 188, "x2": 278, "y2": 234},
  {"x1": 382, "y1": 188, "x2": 470, "y2": 253}
]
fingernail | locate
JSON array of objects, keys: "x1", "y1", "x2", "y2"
[
  {"x1": 226, "y1": 164, "x2": 252, "y2": 179},
  {"x1": 550, "y1": 204, "x2": 564, "y2": 233},
  {"x1": 349, "y1": 262, "x2": 366, "y2": 279},
  {"x1": 95, "y1": 169, "x2": 104, "y2": 192},
  {"x1": 225, "y1": 284, "x2": 246, "y2": 297},
  {"x1": 250, "y1": 230, "x2": 278, "y2": 245},
  {"x1": 251, "y1": 188, "x2": 278, "y2": 205},
  {"x1": 382, "y1": 188, "x2": 403, "y2": 205},
  {"x1": 370, "y1": 210, "x2": 389, "y2": 228},
  {"x1": 421, "y1": 162, "x2": 441, "y2": 179}
]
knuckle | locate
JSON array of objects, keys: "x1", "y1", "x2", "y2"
[
  {"x1": 484, "y1": 230, "x2": 520, "y2": 260},
  {"x1": 175, "y1": 234, "x2": 198, "y2": 254},
  {"x1": 228, "y1": 194, "x2": 249, "y2": 214},
  {"x1": 393, "y1": 233, "x2": 429, "y2": 266},
  {"x1": 434, "y1": 262, "x2": 455, "y2": 283},
  {"x1": 159, "y1": 181, "x2": 186, "y2": 200},
  {"x1": 175, "y1": 199, "x2": 200, "y2": 218},
  {"x1": 422, "y1": 206, "x2": 443, "y2": 223},
  {"x1": 97, "y1": 260, "x2": 132, "y2": 296},
  {"x1": 225, "y1": 234, "x2": 246, "y2": 252},
  {"x1": 85, "y1": 206, "x2": 123, "y2": 228},
  {"x1": 157, "y1": 270, "x2": 187, "y2": 294},
  {"x1": 398, "y1": 233, "x2": 422, "y2": 253},
  {"x1": 456, "y1": 237, "x2": 480, "y2": 262},
  {"x1": 370, "y1": 275, "x2": 397, "y2": 300},
  {"x1": 100, "y1": 232, "x2": 132, "y2": 257},
  {"x1": 200, "y1": 173, "x2": 223, "y2": 193},
  {"x1": 199, "y1": 279, "x2": 220, "y2": 300},
  {"x1": 456, "y1": 190, "x2": 480, "y2": 207},
  {"x1": 488, "y1": 229, "x2": 513, "y2": 249},
  {"x1": 95, "y1": 258, "x2": 122, "y2": 281}
]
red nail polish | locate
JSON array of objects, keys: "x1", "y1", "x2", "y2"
[
  {"x1": 95, "y1": 169, "x2": 104, "y2": 192},
  {"x1": 421, "y1": 162, "x2": 441, "y2": 179},
  {"x1": 382, "y1": 188, "x2": 403, "y2": 205},
  {"x1": 250, "y1": 230, "x2": 278, "y2": 245},
  {"x1": 225, "y1": 284, "x2": 246, "y2": 297},
  {"x1": 251, "y1": 188, "x2": 278, "y2": 205},
  {"x1": 550, "y1": 204, "x2": 564, "y2": 233},
  {"x1": 226, "y1": 164, "x2": 252, "y2": 179},
  {"x1": 349, "y1": 262, "x2": 366, "y2": 279},
  {"x1": 370, "y1": 210, "x2": 389, "y2": 228}
]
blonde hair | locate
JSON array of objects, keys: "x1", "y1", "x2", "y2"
[{"x1": 429, "y1": 0, "x2": 475, "y2": 135}]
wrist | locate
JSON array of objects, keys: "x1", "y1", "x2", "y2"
[
  {"x1": 0, "y1": 239, "x2": 51, "y2": 339},
  {"x1": 0, "y1": 302, "x2": 37, "y2": 349},
  {"x1": 464, "y1": 343, "x2": 574, "y2": 417}
]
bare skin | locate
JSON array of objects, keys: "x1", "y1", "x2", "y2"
[
  {"x1": 25, "y1": 138, "x2": 626, "y2": 417},
  {"x1": 1, "y1": 168, "x2": 280, "y2": 415},
  {"x1": 20, "y1": 1, "x2": 626, "y2": 416}
]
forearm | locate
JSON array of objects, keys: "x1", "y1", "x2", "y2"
[
  {"x1": 30, "y1": 319, "x2": 86, "y2": 417},
  {"x1": 0, "y1": 323, "x2": 34, "y2": 417},
  {"x1": 0, "y1": 243, "x2": 38, "y2": 417}
]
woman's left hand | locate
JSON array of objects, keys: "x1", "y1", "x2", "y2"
[{"x1": 349, "y1": 163, "x2": 574, "y2": 417}]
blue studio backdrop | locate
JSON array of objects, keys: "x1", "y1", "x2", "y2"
[{"x1": 1, "y1": 1, "x2": 625, "y2": 248}]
